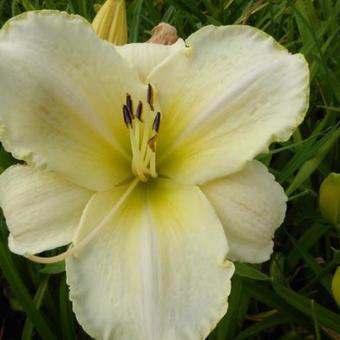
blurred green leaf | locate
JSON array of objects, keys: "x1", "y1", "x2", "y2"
[
  {"x1": 40, "y1": 262, "x2": 65, "y2": 275},
  {"x1": 0, "y1": 219, "x2": 56, "y2": 340},
  {"x1": 273, "y1": 281, "x2": 340, "y2": 333},
  {"x1": 235, "y1": 263, "x2": 270, "y2": 281}
]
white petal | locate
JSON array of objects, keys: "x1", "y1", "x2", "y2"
[
  {"x1": 0, "y1": 11, "x2": 148, "y2": 190},
  {"x1": 0, "y1": 165, "x2": 93, "y2": 255},
  {"x1": 116, "y1": 39, "x2": 185, "y2": 82},
  {"x1": 148, "y1": 25, "x2": 309, "y2": 184},
  {"x1": 201, "y1": 160, "x2": 287, "y2": 263},
  {"x1": 66, "y1": 179, "x2": 234, "y2": 340}
]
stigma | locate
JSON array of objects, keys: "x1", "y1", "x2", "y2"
[{"x1": 123, "y1": 84, "x2": 161, "y2": 182}]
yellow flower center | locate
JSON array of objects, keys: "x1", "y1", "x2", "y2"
[{"x1": 123, "y1": 84, "x2": 161, "y2": 182}]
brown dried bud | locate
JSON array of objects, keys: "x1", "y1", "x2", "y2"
[{"x1": 148, "y1": 22, "x2": 178, "y2": 45}]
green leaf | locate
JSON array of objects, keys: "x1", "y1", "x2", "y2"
[
  {"x1": 235, "y1": 312, "x2": 290, "y2": 340},
  {"x1": 0, "y1": 219, "x2": 56, "y2": 340},
  {"x1": 214, "y1": 275, "x2": 249, "y2": 339},
  {"x1": 285, "y1": 231, "x2": 332, "y2": 293},
  {"x1": 286, "y1": 223, "x2": 331, "y2": 269},
  {"x1": 59, "y1": 274, "x2": 76, "y2": 340},
  {"x1": 128, "y1": 0, "x2": 144, "y2": 43},
  {"x1": 244, "y1": 280, "x2": 314, "y2": 332},
  {"x1": 235, "y1": 263, "x2": 270, "y2": 281},
  {"x1": 40, "y1": 262, "x2": 65, "y2": 275},
  {"x1": 22, "y1": 277, "x2": 50, "y2": 340},
  {"x1": 21, "y1": 0, "x2": 35, "y2": 11},
  {"x1": 273, "y1": 281, "x2": 340, "y2": 333}
]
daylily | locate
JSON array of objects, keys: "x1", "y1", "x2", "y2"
[{"x1": 0, "y1": 10, "x2": 309, "y2": 340}]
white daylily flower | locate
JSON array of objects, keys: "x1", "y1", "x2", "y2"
[{"x1": 0, "y1": 10, "x2": 309, "y2": 340}]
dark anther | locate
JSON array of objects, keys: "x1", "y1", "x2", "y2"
[
  {"x1": 152, "y1": 112, "x2": 161, "y2": 133},
  {"x1": 136, "y1": 101, "x2": 143, "y2": 121},
  {"x1": 147, "y1": 84, "x2": 154, "y2": 111},
  {"x1": 123, "y1": 105, "x2": 132, "y2": 127},
  {"x1": 148, "y1": 135, "x2": 157, "y2": 152},
  {"x1": 126, "y1": 94, "x2": 134, "y2": 119}
]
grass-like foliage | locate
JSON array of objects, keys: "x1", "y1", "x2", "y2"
[{"x1": 0, "y1": 0, "x2": 339, "y2": 339}]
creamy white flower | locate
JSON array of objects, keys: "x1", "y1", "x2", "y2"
[{"x1": 0, "y1": 11, "x2": 309, "y2": 340}]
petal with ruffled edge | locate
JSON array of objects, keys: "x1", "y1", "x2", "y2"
[
  {"x1": 66, "y1": 179, "x2": 234, "y2": 340},
  {"x1": 0, "y1": 165, "x2": 93, "y2": 255},
  {"x1": 0, "y1": 11, "x2": 149, "y2": 190},
  {"x1": 148, "y1": 25, "x2": 309, "y2": 184},
  {"x1": 116, "y1": 40, "x2": 185, "y2": 82},
  {"x1": 201, "y1": 160, "x2": 286, "y2": 263}
]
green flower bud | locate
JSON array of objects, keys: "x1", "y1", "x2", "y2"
[
  {"x1": 319, "y1": 173, "x2": 340, "y2": 226},
  {"x1": 332, "y1": 267, "x2": 340, "y2": 306}
]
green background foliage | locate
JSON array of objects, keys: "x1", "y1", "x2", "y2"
[{"x1": 0, "y1": 0, "x2": 339, "y2": 339}]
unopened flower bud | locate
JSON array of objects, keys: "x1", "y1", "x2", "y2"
[
  {"x1": 332, "y1": 267, "x2": 340, "y2": 306},
  {"x1": 319, "y1": 173, "x2": 340, "y2": 226},
  {"x1": 92, "y1": 0, "x2": 127, "y2": 45}
]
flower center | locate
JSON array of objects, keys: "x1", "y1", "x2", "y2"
[{"x1": 123, "y1": 84, "x2": 161, "y2": 182}]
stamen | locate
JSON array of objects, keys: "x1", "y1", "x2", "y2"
[
  {"x1": 123, "y1": 105, "x2": 132, "y2": 127},
  {"x1": 152, "y1": 112, "x2": 161, "y2": 133},
  {"x1": 128, "y1": 128, "x2": 147, "y2": 182},
  {"x1": 134, "y1": 118, "x2": 141, "y2": 147},
  {"x1": 147, "y1": 83, "x2": 154, "y2": 111},
  {"x1": 144, "y1": 135, "x2": 158, "y2": 178},
  {"x1": 126, "y1": 93, "x2": 134, "y2": 119},
  {"x1": 149, "y1": 151, "x2": 157, "y2": 177},
  {"x1": 122, "y1": 93, "x2": 160, "y2": 180},
  {"x1": 26, "y1": 178, "x2": 140, "y2": 264},
  {"x1": 134, "y1": 103, "x2": 143, "y2": 150},
  {"x1": 123, "y1": 103, "x2": 147, "y2": 181},
  {"x1": 148, "y1": 135, "x2": 157, "y2": 152},
  {"x1": 135, "y1": 101, "x2": 143, "y2": 121},
  {"x1": 143, "y1": 136, "x2": 157, "y2": 177},
  {"x1": 140, "y1": 124, "x2": 150, "y2": 159}
]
